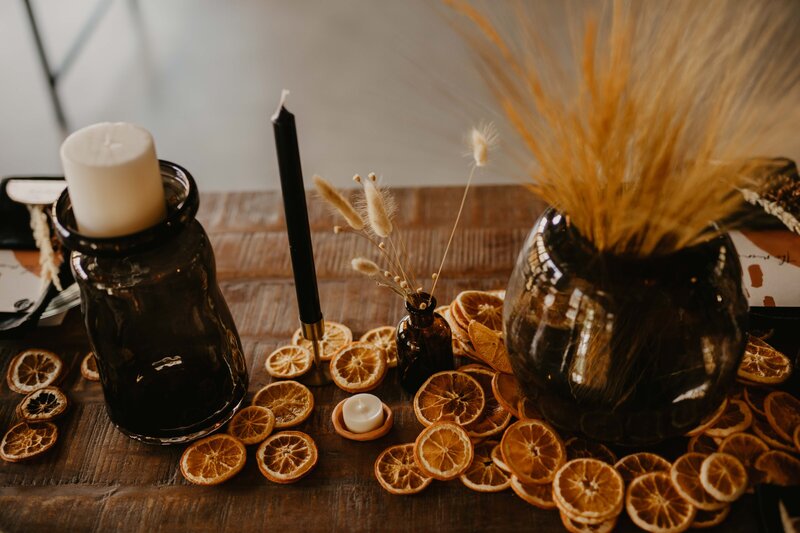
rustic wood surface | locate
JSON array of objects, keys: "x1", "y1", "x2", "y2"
[{"x1": 0, "y1": 186, "x2": 761, "y2": 532}]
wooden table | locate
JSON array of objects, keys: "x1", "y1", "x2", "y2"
[{"x1": 0, "y1": 186, "x2": 761, "y2": 532}]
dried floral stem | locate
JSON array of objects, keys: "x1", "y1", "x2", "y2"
[
  {"x1": 429, "y1": 163, "x2": 476, "y2": 303},
  {"x1": 337, "y1": 226, "x2": 412, "y2": 296}
]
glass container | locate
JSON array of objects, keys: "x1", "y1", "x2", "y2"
[
  {"x1": 53, "y1": 160, "x2": 248, "y2": 444},
  {"x1": 396, "y1": 292, "x2": 455, "y2": 393},
  {"x1": 504, "y1": 209, "x2": 748, "y2": 446}
]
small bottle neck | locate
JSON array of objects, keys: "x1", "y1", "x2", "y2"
[{"x1": 406, "y1": 292, "x2": 437, "y2": 328}]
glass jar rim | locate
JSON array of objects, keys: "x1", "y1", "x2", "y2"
[{"x1": 52, "y1": 160, "x2": 199, "y2": 257}]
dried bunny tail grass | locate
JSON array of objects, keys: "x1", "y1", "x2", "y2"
[
  {"x1": 358, "y1": 173, "x2": 394, "y2": 238},
  {"x1": 448, "y1": 0, "x2": 800, "y2": 256},
  {"x1": 470, "y1": 122, "x2": 498, "y2": 167},
  {"x1": 313, "y1": 175, "x2": 364, "y2": 230},
  {"x1": 351, "y1": 257, "x2": 382, "y2": 277}
]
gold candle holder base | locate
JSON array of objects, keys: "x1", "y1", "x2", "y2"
[{"x1": 299, "y1": 319, "x2": 332, "y2": 386}]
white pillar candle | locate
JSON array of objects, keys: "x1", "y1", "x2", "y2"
[
  {"x1": 60, "y1": 122, "x2": 166, "y2": 238},
  {"x1": 342, "y1": 393, "x2": 384, "y2": 433}
]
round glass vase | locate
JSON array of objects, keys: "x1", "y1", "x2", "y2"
[
  {"x1": 504, "y1": 209, "x2": 748, "y2": 446},
  {"x1": 396, "y1": 292, "x2": 455, "y2": 393},
  {"x1": 53, "y1": 160, "x2": 248, "y2": 445}
]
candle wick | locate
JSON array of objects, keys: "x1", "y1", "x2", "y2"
[{"x1": 271, "y1": 89, "x2": 291, "y2": 122}]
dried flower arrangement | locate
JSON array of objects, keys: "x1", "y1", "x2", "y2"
[
  {"x1": 446, "y1": 0, "x2": 800, "y2": 257},
  {"x1": 314, "y1": 124, "x2": 497, "y2": 307}
]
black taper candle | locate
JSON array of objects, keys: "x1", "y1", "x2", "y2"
[{"x1": 272, "y1": 92, "x2": 323, "y2": 326}]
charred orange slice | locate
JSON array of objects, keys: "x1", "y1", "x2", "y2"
[{"x1": 15, "y1": 386, "x2": 68, "y2": 422}]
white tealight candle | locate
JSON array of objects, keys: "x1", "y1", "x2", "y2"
[
  {"x1": 342, "y1": 393, "x2": 384, "y2": 434},
  {"x1": 60, "y1": 122, "x2": 166, "y2": 238}
]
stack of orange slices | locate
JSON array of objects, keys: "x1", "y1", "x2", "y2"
[{"x1": 2, "y1": 349, "x2": 68, "y2": 463}]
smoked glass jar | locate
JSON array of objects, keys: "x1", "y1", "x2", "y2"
[
  {"x1": 504, "y1": 209, "x2": 748, "y2": 446},
  {"x1": 53, "y1": 160, "x2": 248, "y2": 444},
  {"x1": 396, "y1": 292, "x2": 454, "y2": 393}
]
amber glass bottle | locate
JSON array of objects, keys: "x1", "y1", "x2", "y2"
[{"x1": 396, "y1": 292, "x2": 454, "y2": 393}]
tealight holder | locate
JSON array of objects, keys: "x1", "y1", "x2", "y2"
[
  {"x1": 52, "y1": 160, "x2": 248, "y2": 444},
  {"x1": 332, "y1": 399, "x2": 393, "y2": 441}
]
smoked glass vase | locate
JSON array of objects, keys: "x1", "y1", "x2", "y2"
[
  {"x1": 504, "y1": 209, "x2": 748, "y2": 446},
  {"x1": 53, "y1": 160, "x2": 248, "y2": 444},
  {"x1": 396, "y1": 292, "x2": 455, "y2": 393}
]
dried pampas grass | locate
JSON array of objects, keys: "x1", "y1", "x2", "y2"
[{"x1": 447, "y1": 0, "x2": 800, "y2": 256}]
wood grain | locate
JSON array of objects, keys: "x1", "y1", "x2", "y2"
[{"x1": 0, "y1": 186, "x2": 761, "y2": 532}]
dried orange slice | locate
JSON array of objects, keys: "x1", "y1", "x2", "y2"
[
  {"x1": 669, "y1": 453, "x2": 727, "y2": 511},
  {"x1": 413, "y1": 371, "x2": 485, "y2": 426},
  {"x1": 704, "y1": 399, "x2": 752, "y2": 438},
  {"x1": 743, "y1": 386, "x2": 770, "y2": 417},
  {"x1": 0, "y1": 421, "x2": 58, "y2": 462},
  {"x1": 460, "y1": 439, "x2": 511, "y2": 492},
  {"x1": 685, "y1": 398, "x2": 728, "y2": 437},
  {"x1": 330, "y1": 342, "x2": 387, "y2": 393},
  {"x1": 291, "y1": 321, "x2": 352, "y2": 361},
  {"x1": 360, "y1": 326, "x2": 398, "y2": 368},
  {"x1": 15, "y1": 386, "x2": 68, "y2": 421},
  {"x1": 80, "y1": 352, "x2": 100, "y2": 381},
  {"x1": 501, "y1": 419, "x2": 565, "y2": 485},
  {"x1": 754, "y1": 450, "x2": 800, "y2": 486},
  {"x1": 518, "y1": 396, "x2": 543, "y2": 420},
  {"x1": 264, "y1": 345, "x2": 313, "y2": 379},
  {"x1": 252, "y1": 380, "x2": 314, "y2": 428},
  {"x1": 460, "y1": 366, "x2": 511, "y2": 439},
  {"x1": 256, "y1": 430, "x2": 318, "y2": 484},
  {"x1": 179, "y1": 433, "x2": 246, "y2": 485},
  {"x1": 559, "y1": 510, "x2": 617, "y2": 533},
  {"x1": 467, "y1": 321, "x2": 512, "y2": 374},
  {"x1": 764, "y1": 391, "x2": 800, "y2": 442},
  {"x1": 687, "y1": 433, "x2": 718, "y2": 455},
  {"x1": 626, "y1": 472, "x2": 696, "y2": 533},
  {"x1": 751, "y1": 416, "x2": 797, "y2": 453},
  {"x1": 374, "y1": 443, "x2": 432, "y2": 495},
  {"x1": 699, "y1": 452, "x2": 747, "y2": 502},
  {"x1": 510, "y1": 476, "x2": 556, "y2": 509},
  {"x1": 455, "y1": 290, "x2": 504, "y2": 331},
  {"x1": 614, "y1": 453, "x2": 671, "y2": 485},
  {"x1": 491, "y1": 443, "x2": 511, "y2": 472},
  {"x1": 227, "y1": 405, "x2": 275, "y2": 445},
  {"x1": 564, "y1": 437, "x2": 617, "y2": 465},
  {"x1": 738, "y1": 336, "x2": 792, "y2": 384},
  {"x1": 491, "y1": 371, "x2": 522, "y2": 418},
  {"x1": 691, "y1": 506, "x2": 731, "y2": 529},
  {"x1": 795, "y1": 425, "x2": 800, "y2": 452},
  {"x1": 413, "y1": 421, "x2": 474, "y2": 480},
  {"x1": 6, "y1": 349, "x2": 63, "y2": 394},
  {"x1": 553, "y1": 459, "x2": 624, "y2": 525},
  {"x1": 718, "y1": 432, "x2": 769, "y2": 485}
]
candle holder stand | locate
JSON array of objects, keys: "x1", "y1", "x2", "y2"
[{"x1": 299, "y1": 319, "x2": 332, "y2": 386}]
